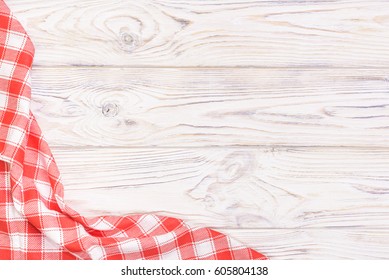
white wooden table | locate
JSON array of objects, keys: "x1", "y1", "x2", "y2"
[{"x1": 8, "y1": 0, "x2": 389, "y2": 259}]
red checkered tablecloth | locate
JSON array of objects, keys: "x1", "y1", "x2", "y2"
[{"x1": 0, "y1": 1, "x2": 267, "y2": 260}]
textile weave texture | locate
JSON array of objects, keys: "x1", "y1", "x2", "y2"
[{"x1": 0, "y1": 1, "x2": 267, "y2": 260}]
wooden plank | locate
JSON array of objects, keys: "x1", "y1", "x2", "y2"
[
  {"x1": 51, "y1": 147, "x2": 389, "y2": 228},
  {"x1": 7, "y1": 0, "x2": 389, "y2": 67},
  {"x1": 31, "y1": 67, "x2": 389, "y2": 147},
  {"x1": 224, "y1": 229, "x2": 389, "y2": 259}
]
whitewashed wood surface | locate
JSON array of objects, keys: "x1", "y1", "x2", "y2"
[
  {"x1": 30, "y1": 68, "x2": 389, "y2": 147},
  {"x1": 7, "y1": 0, "x2": 389, "y2": 259},
  {"x1": 8, "y1": 0, "x2": 389, "y2": 67}
]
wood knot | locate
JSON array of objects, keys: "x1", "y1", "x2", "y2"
[
  {"x1": 119, "y1": 31, "x2": 141, "y2": 53},
  {"x1": 122, "y1": 33, "x2": 134, "y2": 45},
  {"x1": 102, "y1": 103, "x2": 119, "y2": 117}
]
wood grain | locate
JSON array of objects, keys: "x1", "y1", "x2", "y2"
[
  {"x1": 9, "y1": 0, "x2": 389, "y2": 259},
  {"x1": 225, "y1": 229, "x2": 389, "y2": 259},
  {"x1": 31, "y1": 67, "x2": 389, "y2": 147},
  {"x1": 7, "y1": 0, "x2": 389, "y2": 67},
  {"x1": 51, "y1": 147, "x2": 389, "y2": 228}
]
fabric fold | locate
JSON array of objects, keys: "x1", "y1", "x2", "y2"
[{"x1": 0, "y1": 0, "x2": 267, "y2": 260}]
